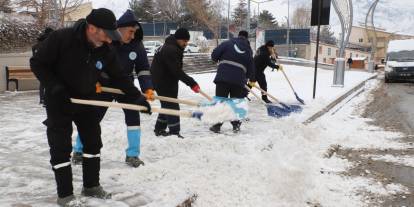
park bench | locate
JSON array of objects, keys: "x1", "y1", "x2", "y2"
[{"x1": 5, "y1": 66, "x2": 36, "y2": 91}]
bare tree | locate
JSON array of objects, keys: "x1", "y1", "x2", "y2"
[
  {"x1": 185, "y1": 0, "x2": 223, "y2": 45},
  {"x1": 154, "y1": 0, "x2": 183, "y2": 22},
  {"x1": 57, "y1": 0, "x2": 84, "y2": 26},
  {"x1": 291, "y1": 4, "x2": 311, "y2": 29},
  {"x1": 14, "y1": 0, "x2": 84, "y2": 27}
]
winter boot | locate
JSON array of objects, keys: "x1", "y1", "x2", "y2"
[
  {"x1": 125, "y1": 156, "x2": 145, "y2": 168},
  {"x1": 125, "y1": 127, "x2": 141, "y2": 160},
  {"x1": 71, "y1": 152, "x2": 83, "y2": 165},
  {"x1": 209, "y1": 123, "x2": 223, "y2": 133},
  {"x1": 57, "y1": 195, "x2": 84, "y2": 207},
  {"x1": 81, "y1": 185, "x2": 112, "y2": 199},
  {"x1": 168, "y1": 131, "x2": 184, "y2": 139},
  {"x1": 231, "y1": 121, "x2": 241, "y2": 133},
  {"x1": 154, "y1": 129, "x2": 169, "y2": 137},
  {"x1": 261, "y1": 95, "x2": 272, "y2": 104}
]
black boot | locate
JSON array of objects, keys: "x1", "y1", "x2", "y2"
[
  {"x1": 167, "y1": 131, "x2": 184, "y2": 139},
  {"x1": 209, "y1": 123, "x2": 223, "y2": 133},
  {"x1": 231, "y1": 121, "x2": 241, "y2": 133},
  {"x1": 262, "y1": 95, "x2": 272, "y2": 103},
  {"x1": 154, "y1": 129, "x2": 169, "y2": 137}
]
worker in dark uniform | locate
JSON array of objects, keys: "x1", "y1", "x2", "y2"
[
  {"x1": 150, "y1": 28, "x2": 200, "y2": 138},
  {"x1": 209, "y1": 30, "x2": 255, "y2": 133},
  {"x1": 253, "y1": 40, "x2": 280, "y2": 103},
  {"x1": 71, "y1": 10, "x2": 153, "y2": 168},
  {"x1": 30, "y1": 8, "x2": 151, "y2": 206}
]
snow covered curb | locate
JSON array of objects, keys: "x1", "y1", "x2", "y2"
[{"x1": 303, "y1": 73, "x2": 378, "y2": 124}]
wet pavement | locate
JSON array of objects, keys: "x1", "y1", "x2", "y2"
[{"x1": 337, "y1": 77, "x2": 414, "y2": 206}]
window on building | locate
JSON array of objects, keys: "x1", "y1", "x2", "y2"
[
  {"x1": 359, "y1": 38, "x2": 363, "y2": 43},
  {"x1": 319, "y1": 46, "x2": 323, "y2": 54},
  {"x1": 323, "y1": 58, "x2": 326, "y2": 63},
  {"x1": 328, "y1": 48, "x2": 331, "y2": 55},
  {"x1": 336, "y1": 50, "x2": 339, "y2": 57}
]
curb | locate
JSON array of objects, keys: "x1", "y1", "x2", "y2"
[{"x1": 303, "y1": 73, "x2": 378, "y2": 125}]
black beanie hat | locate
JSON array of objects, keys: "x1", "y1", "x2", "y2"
[
  {"x1": 117, "y1": 10, "x2": 139, "y2": 28},
  {"x1": 86, "y1": 8, "x2": 121, "y2": 41},
  {"x1": 174, "y1": 28, "x2": 190, "y2": 40},
  {"x1": 238, "y1": 30, "x2": 249, "y2": 39},
  {"x1": 266, "y1": 40, "x2": 275, "y2": 47}
]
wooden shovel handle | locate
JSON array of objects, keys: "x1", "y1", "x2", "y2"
[
  {"x1": 252, "y1": 85, "x2": 281, "y2": 104},
  {"x1": 244, "y1": 85, "x2": 267, "y2": 105},
  {"x1": 199, "y1": 89, "x2": 213, "y2": 101},
  {"x1": 100, "y1": 87, "x2": 200, "y2": 106},
  {"x1": 70, "y1": 98, "x2": 193, "y2": 118}
]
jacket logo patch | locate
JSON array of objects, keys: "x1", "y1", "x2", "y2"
[
  {"x1": 234, "y1": 44, "x2": 245, "y2": 54},
  {"x1": 96, "y1": 61, "x2": 103, "y2": 70},
  {"x1": 129, "y1": 52, "x2": 137, "y2": 60}
]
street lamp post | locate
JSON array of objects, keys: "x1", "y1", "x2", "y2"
[
  {"x1": 146, "y1": 10, "x2": 161, "y2": 37},
  {"x1": 286, "y1": 0, "x2": 290, "y2": 57}
]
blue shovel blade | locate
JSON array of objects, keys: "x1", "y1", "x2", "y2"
[
  {"x1": 287, "y1": 104, "x2": 303, "y2": 113},
  {"x1": 265, "y1": 104, "x2": 291, "y2": 118}
]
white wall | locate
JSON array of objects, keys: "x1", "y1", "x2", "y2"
[{"x1": 0, "y1": 52, "x2": 38, "y2": 92}]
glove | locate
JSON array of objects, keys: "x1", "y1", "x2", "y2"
[
  {"x1": 135, "y1": 96, "x2": 152, "y2": 115},
  {"x1": 278, "y1": 65, "x2": 284, "y2": 71},
  {"x1": 49, "y1": 83, "x2": 74, "y2": 114},
  {"x1": 191, "y1": 84, "x2": 200, "y2": 93},
  {"x1": 272, "y1": 65, "x2": 280, "y2": 72},
  {"x1": 95, "y1": 82, "x2": 102, "y2": 93},
  {"x1": 247, "y1": 81, "x2": 256, "y2": 88},
  {"x1": 145, "y1": 89, "x2": 155, "y2": 101}
]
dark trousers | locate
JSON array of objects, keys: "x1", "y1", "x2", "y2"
[
  {"x1": 154, "y1": 87, "x2": 180, "y2": 133},
  {"x1": 213, "y1": 82, "x2": 245, "y2": 128},
  {"x1": 45, "y1": 94, "x2": 103, "y2": 198},
  {"x1": 95, "y1": 93, "x2": 141, "y2": 126},
  {"x1": 39, "y1": 83, "x2": 45, "y2": 103},
  {"x1": 256, "y1": 72, "x2": 267, "y2": 93}
]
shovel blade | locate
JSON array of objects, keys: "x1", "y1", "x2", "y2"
[
  {"x1": 265, "y1": 104, "x2": 291, "y2": 118},
  {"x1": 294, "y1": 92, "x2": 305, "y2": 105}
]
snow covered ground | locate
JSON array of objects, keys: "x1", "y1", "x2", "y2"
[{"x1": 0, "y1": 65, "x2": 409, "y2": 206}]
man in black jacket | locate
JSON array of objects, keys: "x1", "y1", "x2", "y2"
[
  {"x1": 32, "y1": 27, "x2": 54, "y2": 106},
  {"x1": 30, "y1": 8, "x2": 151, "y2": 206},
  {"x1": 253, "y1": 40, "x2": 280, "y2": 103},
  {"x1": 150, "y1": 28, "x2": 200, "y2": 138}
]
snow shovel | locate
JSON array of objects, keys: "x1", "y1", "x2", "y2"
[
  {"x1": 252, "y1": 84, "x2": 302, "y2": 113},
  {"x1": 99, "y1": 87, "x2": 248, "y2": 120},
  {"x1": 70, "y1": 98, "x2": 205, "y2": 119},
  {"x1": 100, "y1": 86, "x2": 201, "y2": 106},
  {"x1": 244, "y1": 85, "x2": 290, "y2": 118},
  {"x1": 279, "y1": 66, "x2": 305, "y2": 104}
]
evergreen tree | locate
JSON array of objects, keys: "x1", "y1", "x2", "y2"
[
  {"x1": 320, "y1": 25, "x2": 336, "y2": 44},
  {"x1": 129, "y1": 0, "x2": 156, "y2": 22},
  {"x1": 232, "y1": 0, "x2": 247, "y2": 29},
  {"x1": 258, "y1": 10, "x2": 278, "y2": 29}
]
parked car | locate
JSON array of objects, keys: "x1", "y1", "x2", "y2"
[
  {"x1": 384, "y1": 39, "x2": 414, "y2": 83},
  {"x1": 184, "y1": 43, "x2": 200, "y2": 53},
  {"x1": 144, "y1": 41, "x2": 162, "y2": 55}
]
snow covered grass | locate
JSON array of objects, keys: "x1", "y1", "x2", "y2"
[{"x1": 0, "y1": 65, "x2": 409, "y2": 206}]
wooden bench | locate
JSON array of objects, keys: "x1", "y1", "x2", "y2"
[{"x1": 5, "y1": 66, "x2": 36, "y2": 91}]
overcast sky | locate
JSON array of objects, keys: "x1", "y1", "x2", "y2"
[{"x1": 89, "y1": 0, "x2": 414, "y2": 36}]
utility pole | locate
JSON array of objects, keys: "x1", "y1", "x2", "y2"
[
  {"x1": 286, "y1": 0, "x2": 290, "y2": 57},
  {"x1": 146, "y1": 10, "x2": 161, "y2": 37},
  {"x1": 247, "y1": 0, "x2": 251, "y2": 33},
  {"x1": 228, "y1": 0, "x2": 230, "y2": 39}
]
